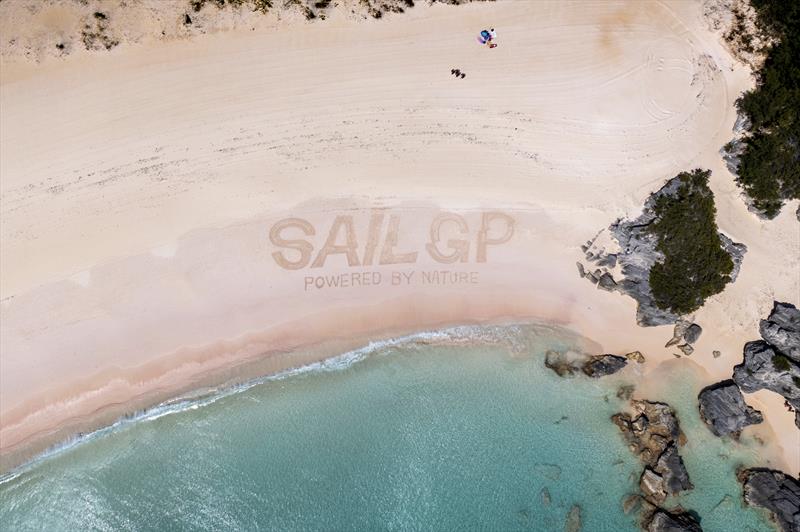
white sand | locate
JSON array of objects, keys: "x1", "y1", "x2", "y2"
[{"x1": 1, "y1": 0, "x2": 798, "y2": 473}]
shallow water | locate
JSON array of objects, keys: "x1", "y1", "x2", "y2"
[{"x1": 0, "y1": 325, "x2": 773, "y2": 531}]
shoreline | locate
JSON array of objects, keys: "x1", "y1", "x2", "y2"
[{"x1": 0, "y1": 319, "x2": 589, "y2": 481}]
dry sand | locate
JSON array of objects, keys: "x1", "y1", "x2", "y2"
[{"x1": 1, "y1": 0, "x2": 798, "y2": 473}]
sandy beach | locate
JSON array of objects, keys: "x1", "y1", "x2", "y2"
[{"x1": 1, "y1": 0, "x2": 798, "y2": 476}]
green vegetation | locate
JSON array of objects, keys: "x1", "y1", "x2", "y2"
[
  {"x1": 190, "y1": 0, "x2": 273, "y2": 13},
  {"x1": 648, "y1": 170, "x2": 734, "y2": 315},
  {"x1": 772, "y1": 353, "x2": 792, "y2": 372},
  {"x1": 733, "y1": 0, "x2": 800, "y2": 218}
]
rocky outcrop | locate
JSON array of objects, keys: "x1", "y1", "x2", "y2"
[
  {"x1": 582, "y1": 354, "x2": 628, "y2": 377},
  {"x1": 577, "y1": 177, "x2": 746, "y2": 326},
  {"x1": 638, "y1": 444, "x2": 694, "y2": 504},
  {"x1": 645, "y1": 508, "x2": 703, "y2": 532},
  {"x1": 738, "y1": 468, "x2": 800, "y2": 532},
  {"x1": 733, "y1": 302, "x2": 800, "y2": 429},
  {"x1": 760, "y1": 302, "x2": 800, "y2": 361},
  {"x1": 613, "y1": 401, "x2": 686, "y2": 463},
  {"x1": 698, "y1": 380, "x2": 763, "y2": 438},
  {"x1": 613, "y1": 400, "x2": 699, "y2": 529},
  {"x1": 545, "y1": 351, "x2": 629, "y2": 378},
  {"x1": 613, "y1": 401, "x2": 692, "y2": 501}
]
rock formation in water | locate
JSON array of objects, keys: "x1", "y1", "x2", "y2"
[
  {"x1": 582, "y1": 354, "x2": 628, "y2": 377},
  {"x1": 733, "y1": 302, "x2": 800, "y2": 428},
  {"x1": 645, "y1": 507, "x2": 703, "y2": 532},
  {"x1": 545, "y1": 351, "x2": 629, "y2": 378},
  {"x1": 697, "y1": 380, "x2": 763, "y2": 438},
  {"x1": 738, "y1": 468, "x2": 800, "y2": 532},
  {"x1": 613, "y1": 400, "x2": 701, "y2": 529}
]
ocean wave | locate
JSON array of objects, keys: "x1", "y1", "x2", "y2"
[{"x1": 0, "y1": 322, "x2": 556, "y2": 485}]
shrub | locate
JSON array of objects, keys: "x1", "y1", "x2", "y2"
[
  {"x1": 648, "y1": 169, "x2": 734, "y2": 315},
  {"x1": 772, "y1": 353, "x2": 792, "y2": 372},
  {"x1": 733, "y1": 0, "x2": 800, "y2": 218}
]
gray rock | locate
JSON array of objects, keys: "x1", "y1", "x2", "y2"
[
  {"x1": 733, "y1": 302, "x2": 800, "y2": 430},
  {"x1": 683, "y1": 324, "x2": 703, "y2": 344},
  {"x1": 712, "y1": 350, "x2": 721, "y2": 359},
  {"x1": 582, "y1": 354, "x2": 628, "y2": 377},
  {"x1": 597, "y1": 254, "x2": 618, "y2": 268},
  {"x1": 598, "y1": 272, "x2": 617, "y2": 291},
  {"x1": 654, "y1": 444, "x2": 693, "y2": 495},
  {"x1": 760, "y1": 302, "x2": 800, "y2": 362},
  {"x1": 733, "y1": 341, "x2": 800, "y2": 413},
  {"x1": 738, "y1": 468, "x2": 800, "y2": 532},
  {"x1": 576, "y1": 262, "x2": 586, "y2": 278},
  {"x1": 641, "y1": 468, "x2": 667, "y2": 504},
  {"x1": 698, "y1": 380, "x2": 763, "y2": 437},
  {"x1": 646, "y1": 508, "x2": 703, "y2": 532}
]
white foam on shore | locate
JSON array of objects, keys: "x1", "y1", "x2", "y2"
[{"x1": 0, "y1": 322, "x2": 555, "y2": 486}]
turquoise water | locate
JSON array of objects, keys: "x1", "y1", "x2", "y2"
[{"x1": 0, "y1": 325, "x2": 773, "y2": 531}]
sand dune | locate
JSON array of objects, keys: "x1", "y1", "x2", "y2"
[{"x1": 1, "y1": 1, "x2": 798, "y2": 473}]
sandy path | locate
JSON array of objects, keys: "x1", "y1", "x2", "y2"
[{"x1": 1, "y1": 1, "x2": 798, "y2": 473}]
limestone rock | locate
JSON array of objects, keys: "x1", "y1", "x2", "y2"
[
  {"x1": 733, "y1": 341, "x2": 800, "y2": 420},
  {"x1": 598, "y1": 272, "x2": 618, "y2": 291},
  {"x1": 577, "y1": 177, "x2": 746, "y2": 327},
  {"x1": 626, "y1": 351, "x2": 646, "y2": 363},
  {"x1": 683, "y1": 324, "x2": 703, "y2": 344},
  {"x1": 759, "y1": 302, "x2": 800, "y2": 363},
  {"x1": 582, "y1": 354, "x2": 628, "y2": 377},
  {"x1": 738, "y1": 468, "x2": 800, "y2": 532},
  {"x1": 646, "y1": 508, "x2": 703, "y2": 532},
  {"x1": 697, "y1": 380, "x2": 763, "y2": 437}
]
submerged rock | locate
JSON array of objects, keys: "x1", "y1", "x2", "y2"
[
  {"x1": 645, "y1": 508, "x2": 703, "y2": 532},
  {"x1": 617, "y1": 384, "x2": 636, "y2": 400},
  {"x1": 622, "y1": 493, "x2": 642, "y2": 514},
  {"x1": 565, "y1": 504, "x2": 582, "y2": 532},
  {"x1": 738, "y1": 468, "x2": 800, "y2": 532},
  {"x1": 582, "y1": 354, "x2": 628, "y2": 377},
  {"x1": 544, "y1": 350, "x2": 581, "y2": 377},
  {"x1": 697, "y1": 380, "x2": 763, "y2": 437}
]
